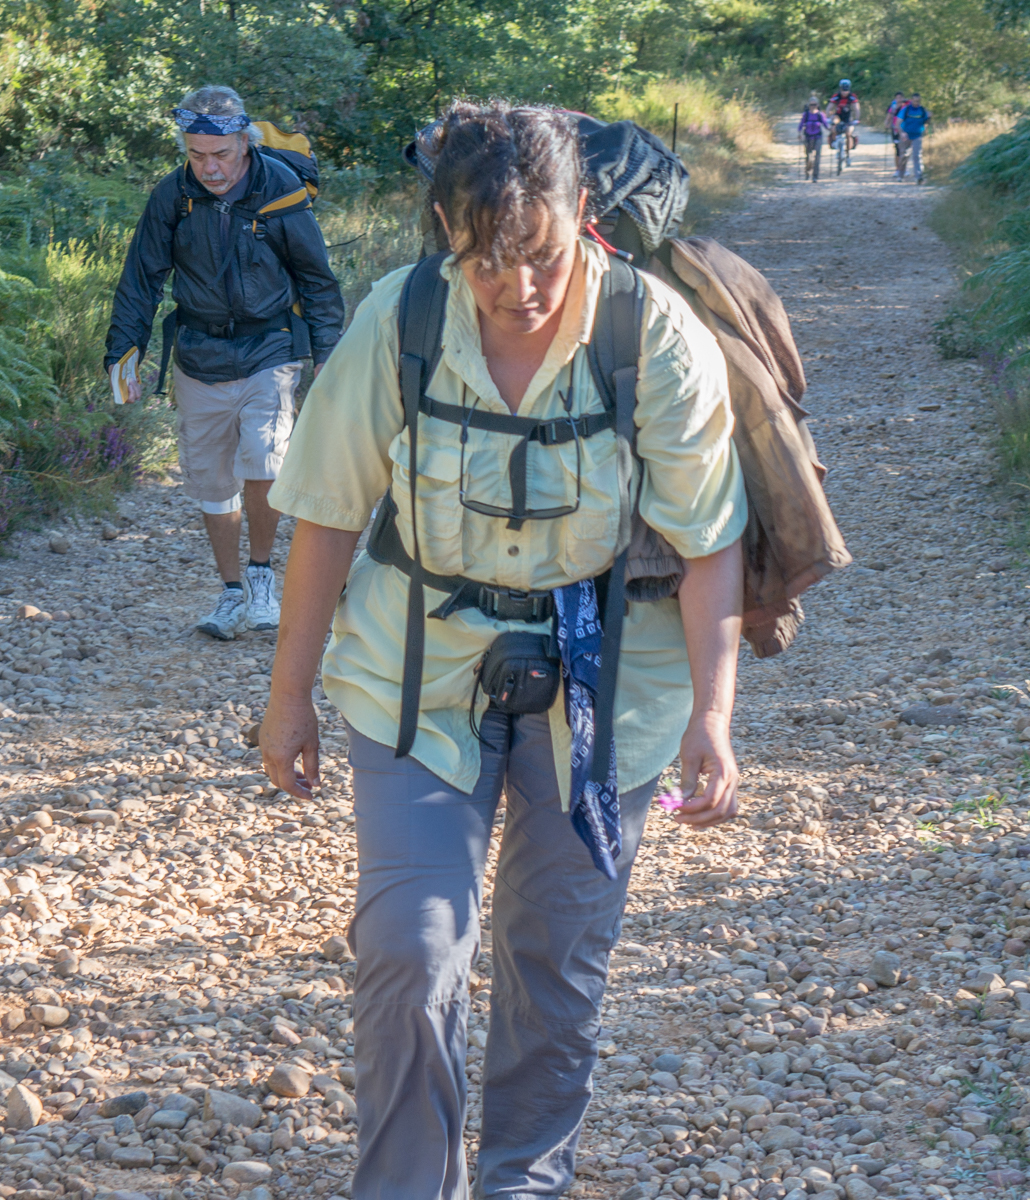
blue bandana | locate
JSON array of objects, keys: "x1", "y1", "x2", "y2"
[
  {"x1": 172, "y1": 107, "x2": 251, "y2": 136},
  {"x1": 553, "y1": 579, "x2": 621, "y2": 880}
]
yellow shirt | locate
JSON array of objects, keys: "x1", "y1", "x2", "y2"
[{"x1": 270, "y1": 238, "x2": 746, "y2": 796}]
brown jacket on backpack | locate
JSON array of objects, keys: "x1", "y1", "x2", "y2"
[{"x1": 652, "y1": 236, "x2": 851, "y2": 657}]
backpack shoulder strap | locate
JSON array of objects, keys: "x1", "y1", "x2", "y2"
[
  {"x1": 394, "y1": 251, "x2": 449, "y2": 759},
  {"x1": 585, "y1": 254, "x2": 644, "y2": 557},
  {"x1": 584, "y1": 254, "x2": 645, "y2": 786},
  {"x1": 397, "y1": 251, "x2": 450, "y2": 422},
  {"x1": 585, "y1": 255, "x2": 643, "y2": 419}
]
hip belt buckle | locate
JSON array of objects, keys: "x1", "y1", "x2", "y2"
[{"x1": 478, "y1": 586, "x2": 550, "y2": 622}]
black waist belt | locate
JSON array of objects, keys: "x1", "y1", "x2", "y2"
[
  {"x1": 176, "y1": 309, "x2": 293, "y2": 340},
  {"x1": 155, "y1": 306, "x2": 295, "y2": 394},
  {"x1": 367, "y1": 492, "x2": 554, "y2": 624}
]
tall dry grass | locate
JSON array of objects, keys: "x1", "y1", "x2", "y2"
[
  {"x1": 924, "y1": 117, "x2": 1014, "y2": 183},
  {"x1": 317, "y1": 184, "x2": 424, "y2": 328},
  {"x1": 928, "y1": 119, "x2": 1020, "y2": 276}
]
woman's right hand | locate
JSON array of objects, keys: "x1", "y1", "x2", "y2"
[
  {"x1": 258, "y1": 521, "x2": 361, "y2": 800},
  {"x1": 261, "y1": 690, "x2": 320, "y2": 799}
]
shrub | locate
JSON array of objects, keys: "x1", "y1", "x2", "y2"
[
  {"x1": 0, "y1": 268, "x2": 58, "y2": 448},
  {"x1": 932, "y1": 115, "x2": 1030, "y2": 503},
  {"x1": 0, "y1": 229, "x2": 174, "y2": 538}
]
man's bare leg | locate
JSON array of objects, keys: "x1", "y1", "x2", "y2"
[
  {"x1": 244, "y1": 479, "x2": 279, "y2": 563},
  {"x1": 205, "y1": 509, "x2": 243, "y2": 584}
]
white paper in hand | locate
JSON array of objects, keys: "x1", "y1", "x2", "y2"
[{"x1": 111, "y1": 347, "x2": 139, "y2": 405}]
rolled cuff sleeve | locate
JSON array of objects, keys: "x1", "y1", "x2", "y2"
[
  {"x1": 268, "y1": 265, "x2": 410, "y2": 530},
  {"x1": 634, "y1": 273, "x2": 748, "y2": 559}
]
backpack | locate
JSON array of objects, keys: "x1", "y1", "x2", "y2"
[
  {"x1": 378, "y1": 113, "x2": 849, "y2": 762},
  {"x1": 367, "y1": 246, "x2": 649, "y2": 768},
  {"x1": 252, "y1": 121, "x2": 320, "y2": 200},
  {"x1": 374, "y1": 117, "x2": 691, "y2": 766}
]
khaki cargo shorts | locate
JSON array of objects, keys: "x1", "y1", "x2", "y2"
[{"x1": 173, "y1": 362, "x2": 302, "y2": 504}]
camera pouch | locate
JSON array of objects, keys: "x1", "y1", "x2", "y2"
[{"x1": 471, "y1": 630, "x2": 561, "y2": 736}]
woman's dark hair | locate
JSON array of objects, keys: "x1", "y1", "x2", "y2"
[{"x1": 419, "y1": 100, "x2": 584, "y2": 271}]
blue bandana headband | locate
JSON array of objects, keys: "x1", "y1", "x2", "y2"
[{"x1": 172, "y1": 107, "x2": 251, "y2": 136}]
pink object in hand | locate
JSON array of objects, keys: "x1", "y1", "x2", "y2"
[{"x1": 656, "y1": 787, "x2": 685, "y2": 813}]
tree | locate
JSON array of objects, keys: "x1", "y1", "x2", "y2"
[{"x1": 0, "y1": 0, "x2": 364, "y2": 164}]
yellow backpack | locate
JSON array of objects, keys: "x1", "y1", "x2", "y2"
[{"x1": 253, "y1": 121, "x2": 319, "y2": 200}]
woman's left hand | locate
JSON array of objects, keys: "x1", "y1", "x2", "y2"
[{"x1": 672, "y1": 710, "x2": 739, "y2": 828}]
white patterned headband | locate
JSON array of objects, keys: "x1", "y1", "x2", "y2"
[{"x1": 172, "y1": 108, "x2": 251, "y2": 136}]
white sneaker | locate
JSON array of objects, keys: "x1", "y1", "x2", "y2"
[
  {"x1": 197, "y1": 587, "x2": 248, "y2": 640},
  {"x1": 245, "y1": 564, "x2": 280, "y2": 631}
]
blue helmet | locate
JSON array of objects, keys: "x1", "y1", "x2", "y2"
[{"x1": 839, "y1": 79, "x2": 852, "y2": 90}]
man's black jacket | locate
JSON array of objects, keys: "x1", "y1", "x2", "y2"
[{"x1": 105, "y1": 150, "x2": 344, "y2": 384}]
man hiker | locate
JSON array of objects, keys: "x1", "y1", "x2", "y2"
[
  {"x1": 897, "y1": 92, "x2": 931, "y2": 183},
  {"x1": 798, "y1": 100, "x2": 830, "y2": 181},
  {"x1": 104, "y1": 85, "x2": 345, "y2": 639}
]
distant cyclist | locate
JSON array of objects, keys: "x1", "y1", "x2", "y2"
[
  {"x1": 828, "y1": 80, "x2": 861, "y2": 155},
  {"x1": 897, "y1": 92, "x2": 931, "y2": 184},
  {"x1": 798, "y1": 100, "x2": 830, "y2": 182},
  {"x1": 884, "y1": 91, "x2": 907, "y2": 173}
]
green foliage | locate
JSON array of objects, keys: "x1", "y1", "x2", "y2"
[
  {"x1": 0, "y1": 225, "x2": 174, "y2": 539},
  {"x1": 971, "y1": 247, "x2": 1030, "y2": 356},
  {"x1": 950, "y1": 119, "x2": 1030, "y2": 363},
  {"x1": 0, "y1": 269, "x2": 58, "y2": 450},
  {"x1": 886, "y1": 0, "x2": 1021, "y2": 119},
  {"x1": 631, "y1": 0, "x2": 1028, "y2": 120},
  {"x1": 0, "y1": 0, "x2": 363, "y2": 164},
  {"x1": 950, "y1": 792, "x2": 1004, "y2": 827},
  {"x1": 2, "y1": 0, "x2": 1026, "y2": 169},
  {"x1": 932, "y1": 115, "x2": 1030, "y2": 502}
]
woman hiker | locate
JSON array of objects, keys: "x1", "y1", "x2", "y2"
[
  {"x1": 260, "y1": 100, "x2": 747, "y2": 1198},
  {"x1": 799, "y1": 99, "x2": 831, "y2": 181}
]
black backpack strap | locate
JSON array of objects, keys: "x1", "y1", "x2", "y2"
[
  {"x1": 153, "y1": 168, "x2": 191, "y2": 395},
  {"x1": 394, "y1": 254, "x2": 450, "y2": 758},
  {"x1": 585, "y1": 256, "x2": 644, "y2": 549},
  {"x1": 155, "y1": 308, "x2": 179, "y2": 396},
  {"x1": 585, "y1": 256, "x2": 644, "y2": 784},
  {"x1": 397, "y1": 252, "x2": 450, "y2": 407}
]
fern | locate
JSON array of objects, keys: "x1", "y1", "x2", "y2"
[
  {"x1": 0, "y1": 269, "x2": 58, "y2": 422},
  {"x1": 969, "y1": 247, "x2": 1030, "y2": 358}
]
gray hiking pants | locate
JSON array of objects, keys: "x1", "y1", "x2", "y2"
[
  {"x1": 344, "y1": 709, "x2": 659, "y2": 1199},
  {"x1": 804, "y1": 134, "x2": 822, "y2": 181},
  {"x1": 899, "y1": 134, "x2": 923, "y2": 179}
]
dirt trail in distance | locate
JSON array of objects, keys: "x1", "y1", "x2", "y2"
[{"x1": 0, "y1": 120, "x2": 1027, "y2": 1200}]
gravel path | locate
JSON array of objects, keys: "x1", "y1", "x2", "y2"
[{"x1": 0, "y1": 125, "x2": 1028, "y2": 1200}]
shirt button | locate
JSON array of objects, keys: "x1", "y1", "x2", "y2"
[{"x1": 507, "y1": 545, "x2": 520, "y2": 557}]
